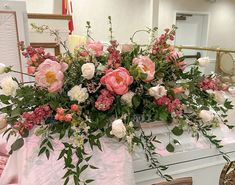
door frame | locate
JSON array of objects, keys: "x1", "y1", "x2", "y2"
[{"x1": 173, "y1": 10, "x2": 210, "y2": 47}]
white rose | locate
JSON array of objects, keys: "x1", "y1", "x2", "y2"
[
  {"x1": 199, "y1": 110, "x2": 214, "y2": 123},
  {"x1": 110, "y1": 119, "x2": 126, "y2": 138},
  {"x1": 67, "y1": 85, "x2": 89, "y2": 103},
  {"x1": 214, "y1": 91, "x2": 226, "y2": 104},
  {"x1": 0, "y1": 114, "x2": 7, "y2": 130},
  {"x1": 121, "y1": 91, "x2": 135, "y2": 106},
  {"x1": 198, "y1": 57, "x2": 210, "y2": 67},
  {"x1": 149, "y1": 85, "x2": 167, "y2": 99},
  {"x1": 0, "y1": 76, "x2": 18, "y2": 96},
  {"x1": 81, "y1": 63, "x2": 95, "y2": 80},
  {"x1": 0, "y1": 63, "x2": 6, "y2": 74}
]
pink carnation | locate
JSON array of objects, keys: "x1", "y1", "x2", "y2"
[
  {"x1": 95, "y1": 89, "x2": 115, "y2": 111},
  {"x1": 100, "y1": 67, "x2": 133, "y2": 95},
  {"x1": 132, "y1": 56, "x2": 155, "y2": 82},
  {"x1": 35, "y1": 59, "x2": 68, "y2": 93},
  {"x1": 86, "y1": 41, "x2": 103, "y2": 57}
]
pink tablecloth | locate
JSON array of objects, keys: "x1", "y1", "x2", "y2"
[{"x1": 0, "y1": 134, "x2": 135, "y2": 185}]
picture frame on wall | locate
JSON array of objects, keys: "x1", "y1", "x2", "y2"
[{"x1": 0, "y1": 10, "x2": 23, "y2": 81}]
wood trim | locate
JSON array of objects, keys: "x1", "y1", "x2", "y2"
[
  {"x1": 153, "y1": 177, "x2": 193, "y2": 185},
  {"x1": 28, "y1": 13, "x2": 72, "y2": 20},
  {"x1": 30, "y1": 42, "x2": 60, "y2": 56}
]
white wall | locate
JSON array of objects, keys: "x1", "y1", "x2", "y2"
[
  {"x1": 14, "y1": 0, "x2": 61, "y2": 14},
  {"x1": 158, "y1": 0, "x2": 235, "y2": 49},
  {"x1": 72, "y1": 0, "x2": 153, "y2": 44}
]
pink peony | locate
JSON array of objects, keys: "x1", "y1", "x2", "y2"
[
  {"x1": 100, "y1": 67, "x2": 133, "y2": 95},
  {"x1": 71, "y1": 104, "x2": 79, "y2": 112},
  {"x1": 86, "y1": 41, "x2": 103, "y2": 57},
  {"x1": 132, "y1": 56, "x2": 155, "y2": 82},
  {"x1": 35, "y1": 59, "x2": 68, "y2": 93}
]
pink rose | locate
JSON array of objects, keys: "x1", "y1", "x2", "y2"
[
  {"x1": 132, "y1": 56, "x2": 155, "y2": 82},
  {"x1": 100, "y1": 67, "x2": 133, "y2": 95},
  {"x1": 86, "y1": 41, "x2": 103, "y2": 57},
  {"x1": 35, "y1": 59, "x2": 67, "y2": 93}
]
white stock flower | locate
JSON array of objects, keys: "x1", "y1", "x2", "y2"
[
  {"x1": 0, "y1": 76, "x2": 18, "y2": 96},
  {"x1": 67, "y1": 85, "x2": 89, "y2": 103},
  {"x1": 148, "y1": 85, "x2": 167, "y2": 99},
  {"x1": 97, "y1": 63, "x2": 107, "y2": 72},
  {"x1": 0, "y1": 63, "x2": 6, "y2": 74},
  {"x1": 199, "y1": 110, "x2": 214, "y2": 123},
  {"x1": 198, "y1": 57, "x2": 210, "y2": 67},
  {"x1": 81, "y1": 63, "x2": 95, "y2": 80},
  {"x1": 110, "y1": 119, "x2": 126, "y2": 138},
  {"x1": 0, "y1": 114, "x2": 7, "y2": 130},
  {"x1": 121, "y1": 91, "x2": 135, "y2": 106}
]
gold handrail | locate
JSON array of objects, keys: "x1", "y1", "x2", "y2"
[{"x1": 175, "y1": 45, "x2": 235, "y2": 53}]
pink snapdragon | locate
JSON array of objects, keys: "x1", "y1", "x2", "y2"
[
  {"x1": 132, "y1": 56, "x2": 155, "y2": 82},
  {"x1": 95, "y1": 89, "x2": 115, "y2": 111},
  {"x1": 107, "y1": 40, "x2": 121, "y2": 68},
  {"x1": 35, "y1": 59, "x2": 68, "y2": 93},
  {"x1": 100, "y1": 67, "x2": 133, "y2": 95}
]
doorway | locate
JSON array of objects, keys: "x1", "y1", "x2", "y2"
[{"x1": 174, "y1": 12, "x2": 209, "y2": 73}]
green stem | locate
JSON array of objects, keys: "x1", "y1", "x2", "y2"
[{"x1": 10, "y1": 69, "x2": 34, "y2": 77}]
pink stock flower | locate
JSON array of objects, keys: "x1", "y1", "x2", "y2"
[
  {"x1": 95, "y1": 89, "x2": 115, "y2": 111},
  {"x1": 132, "y1": 56, "x2": 155, "y2": 82},
  {"x1": 155, "y1": 96, "x2": 182, "y2": 116},
  {"x1": 35, "y1": 59, "x2": 68, "y2": 93},
  {"x1": 199, "y1": 77, "x2": 228, "y2": 91},
  {"x1": 155, "y1": 96, "x2": 171, "y2": 106},
  {"x1": 100, "y1": 67, "x2": 133, "y2": 95},
  {"x1": 15, "y1": 105, "x2": 51, "y2": 133},
  {"x1": 27, "y1": 66, "x2": 36, "y2": 74},
  {"x1": 86, "y1": 41, "x2": 103, "y2": 57}
]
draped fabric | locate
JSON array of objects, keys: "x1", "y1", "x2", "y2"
[{"x1": 0, "y1": 133, "x2": 135, "y2": 185}]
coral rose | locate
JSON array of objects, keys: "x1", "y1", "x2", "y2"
[
  {"x1": 132, "y1": 56, "x2": 155, "y2": 82},
  {"x1": 35, "y1": 59, "x2": 68, "y2": 93},
  {"x1": 86, "y1": 41, "x2": 103, "y2": 57},
  {"x1": 100, "y1": 67, "x2": 133, "y2": 95}
]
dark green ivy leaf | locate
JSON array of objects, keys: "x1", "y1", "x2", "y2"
[
  {"x1": 172, "y1": 126, "x2": 183, "y2": 136},
  {"x1": 166, "y1": 143, "x2": 175, "y2": 153}
]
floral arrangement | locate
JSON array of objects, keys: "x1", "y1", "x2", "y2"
[{"x1": 0, "y1": 18, "x2": 233, "y2": 185}]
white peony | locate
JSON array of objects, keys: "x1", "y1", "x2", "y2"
[
  {"x1": 199, "y1": 110, "x2": 214, "y2": 123},
  {"x1": 0, "y1": 63, "x2": 6, "y2": 74},
  {"x1": 214, "y1": 91, "x2": 226, "y2": 104},
  {"x1": 198, "y1": 57, "x2": 210, "y2": 67},
  {"x1": 149, "y1": 85, "x2": 167, "y2": 99},
  {"x1": 0, "y1": 114, "x2": 7, "y2": 130},
  {"x1": 0, "y1": 76, "x2": 18, "y2": 96},
  {"x1": 67, "y1": 85, "x2": 89, "y2": 103},
  {"x1": 110, "y1": 119, "x2": 126, "y2": 138},
  {"x1": 81, "y1": 63, "x2": 95, "y2": 80},
  {"x1": 121, "y1": 91, "x2": 135, "y2": 106}
]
